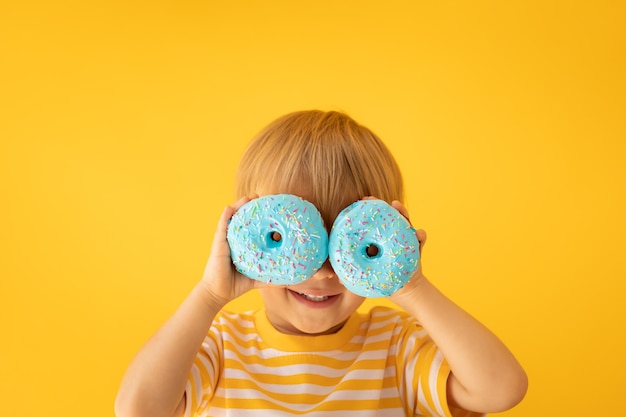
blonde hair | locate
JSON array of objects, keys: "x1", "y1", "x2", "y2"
[{"x1": 234, "y1": 110, "x2": 404, "y2": 228}]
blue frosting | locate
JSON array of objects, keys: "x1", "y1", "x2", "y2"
[
  {"x1": 227, "y1": 194, "x2": 328, "y2": 285},
  {"x1": 329, "y1": 199, "x2": 420, "y2": 297}
]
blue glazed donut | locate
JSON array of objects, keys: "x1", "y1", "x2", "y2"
[
  {"x1": 329, "y1": 199, "x2": 420, "y2": 297},
  {"x1": 227, "y1": 194, "x2": 328, "y2": 285}
]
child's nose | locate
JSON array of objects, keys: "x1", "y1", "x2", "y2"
[{"x1": 311, "y1": 260, "x2": 337, "y2": 280}]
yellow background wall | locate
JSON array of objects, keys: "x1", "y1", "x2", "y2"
[{"x1": 1, "y1": 1, "x2": 624, "y2": 415}]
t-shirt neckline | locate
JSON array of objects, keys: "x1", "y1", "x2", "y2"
[{"x1": 253, "y1": 308, "x2": 363, "y2": 352}]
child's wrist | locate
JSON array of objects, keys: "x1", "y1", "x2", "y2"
[
  {"x1": 193, "y1": 281, "x2": 229, "y2": 313},
  {"x1": 389, "y1": 274, "x2": 433, "y2": 311}
]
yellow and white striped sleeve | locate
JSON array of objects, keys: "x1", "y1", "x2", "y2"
[
  {"x1": 183, "y1": 319, "x2": 223, "y2": 417},
  {"x1": 395, "y1": 316, "x2": 485, "y2": 417}
]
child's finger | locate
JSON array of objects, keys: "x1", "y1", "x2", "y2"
[
  {"x1": 215, "y1": 195, "x2": 258, "y2": 238},
  {"x1": 214, "y1": 205, "x2": 235, "y2": 238},
  {"x1": 415, "y1": 229, "x2": 427, "y2": 253},
  {"x1": 391, "y1": 200, "x2": 410, "y2": 221},
  {"x1": 231, "y1": 194, "x2": 258, "y2": 211},
  {"x1": 390, "y1": 200, "x2": 426, "y2": 252}
]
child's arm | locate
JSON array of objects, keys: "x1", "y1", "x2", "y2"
[
  {"x1": 389, "y1": 202, "x2": 528, "y2": 414},
  {"x1": 115, "y1": 197, "x2": 258, "y2": 417}
]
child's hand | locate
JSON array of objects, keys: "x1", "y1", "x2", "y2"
[
  {"x1": 198, "y1": 196, "x2": 261, "y2": 307},
  {"x1": 387, "y1": 200, "x2": 428, "y2": 302}
]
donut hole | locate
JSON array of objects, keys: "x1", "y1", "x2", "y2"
[
  {"x1": 266, "y1": 231, "x2": 283, "y2": 248},
  {"x1": 364, "y1": 243, "x2": 382, "y2": 259}
]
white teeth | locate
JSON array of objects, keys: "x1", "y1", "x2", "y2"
[{"x1": 299, "y1": 293, "x2": 329, "y2": 302}]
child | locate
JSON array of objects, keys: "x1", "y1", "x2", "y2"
[{"x1": 115, "y1": 110, "x2": 528, "y2": 417}]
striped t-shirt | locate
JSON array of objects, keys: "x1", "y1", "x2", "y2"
[{"x1": 184, "y1": 306, "x2": 483, "y2": 417}]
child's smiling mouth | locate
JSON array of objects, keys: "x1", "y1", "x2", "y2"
[
  {"x1": 297, "y1": 293, "x2": 329, "y2": 302},
  {"x1": 288, "y1": 289, "x2": 340, "y2": 306}
]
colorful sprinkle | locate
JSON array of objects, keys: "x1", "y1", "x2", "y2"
[
  {"x1": 226, "y1": 194, "x2": 328, "y2": 285},
  {"x1": 329, "y1": 199, "x2": 420, "y2": 298}
]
